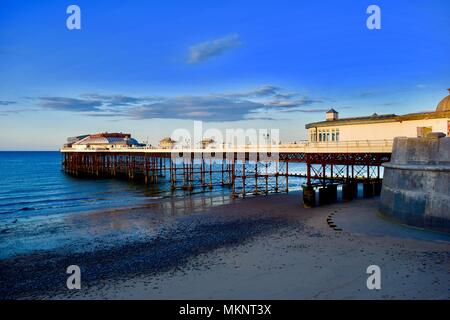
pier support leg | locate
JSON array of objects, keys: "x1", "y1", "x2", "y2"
[
  {"x1": 342, "y1": 183, "x2": 354, "y2": 201},
  {"x1": 231, "y1": 159, "x2": 238, "y2": 198},
  {"x1": 200, "y1": 158, "x2": 205, "y2": 188},
  {"x1": 170, "y1": 161, "x2": 176, "y2": 191},
  {"x1": 285, "y1": 161, "x2": 289, "y2": 193},
  {"x1": 242, "y1": 161, "x2": 246, "y2": 197},
  {"x1": 318, "y1": 187, "x2": 329, "y2": 205},
  {"x1": 254, "y1": 162, "x2": 259, "y2": 195},
  {"x1": 352, "y1": 182, "x2": 358, "y2": 198},
  {"x1": 275, "y1": 161, "x2": 279, "y2": 192},
  {"x1": 327, "y1": 184, "x2": 337, "y2": 203},
  {"x1": 144, "y1": 157, "x2": 148, "y2": 185},
  {"x1": 209, "y1": 159, "x2": 213, "y2": 190},
  {"x1": 363, "y1": 182, "x2": 374, "y2": 198},
  {"x1": 373, "y1": 181, "x2": 382, "y2": 196},
  {"x1": 265, "y1": 162, "x2": 269, "y2": 195},
  {"x1": 302, "y1": 185, "x2": 316, "y2": 208},
  {"x1": 221, "y1": 161, "x2": 224, "y2": 186}
]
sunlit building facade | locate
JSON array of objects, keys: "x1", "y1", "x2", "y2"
[{"x1": 306, "y1": 90, "x2": 450, "y2": 142}]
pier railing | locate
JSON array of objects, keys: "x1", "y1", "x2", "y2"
[
  {"x1": 61, "y1": 139, "x2": 393, "y2": 154},
  {"x1": 279, "y1": 139, "x2": 393, "y2": 153}
]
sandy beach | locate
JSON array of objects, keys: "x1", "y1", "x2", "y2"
[{"x1": 1, "y1": 192, "x2": 449, "y2": 300}]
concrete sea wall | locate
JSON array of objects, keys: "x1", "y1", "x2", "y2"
[{"x1": 380, "y1": 134, "x2": 450, "y2": 233}]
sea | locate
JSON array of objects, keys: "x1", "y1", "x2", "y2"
[
  {"x1": 0, "y1": 151, "x2": 309, "y2": 220},
  {"x1": 0, "y1": 151, "x2": 312, "y2": 258}
]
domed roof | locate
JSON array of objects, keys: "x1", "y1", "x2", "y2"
[
  {"x1": 436, "y1": 88, "x2": 450, "y2": 112},
  {"x1": 74, "y1": 135, "x2": 139, "y2": 146}
]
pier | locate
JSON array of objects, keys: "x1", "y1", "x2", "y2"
[{"x1": 61, "y1": 139, "x2": 392, "y2": 207}]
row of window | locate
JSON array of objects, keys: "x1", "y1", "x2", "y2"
[{"x1": 310, "y1": 129, "x2": 340, "y2": 142}]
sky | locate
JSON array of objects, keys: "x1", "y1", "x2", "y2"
[{"x1": 0, "y1": 0, "x2": 449, "y2": 150}]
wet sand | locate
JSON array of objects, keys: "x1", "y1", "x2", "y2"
[{"x1": 0, "y1": 192, "x2": 449, "y2": 299}]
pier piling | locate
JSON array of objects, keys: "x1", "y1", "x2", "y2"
[{"x1": 62, "y1": 150, "x2": 390, "y2": 206}]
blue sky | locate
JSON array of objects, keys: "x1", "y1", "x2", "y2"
[{"x1": 0, "y1": 0, "x2": 449, "y2": 150}]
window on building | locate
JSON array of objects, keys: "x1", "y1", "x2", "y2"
[{"x1": 315, "y1": 129, "x2": 340, "y2": 142}]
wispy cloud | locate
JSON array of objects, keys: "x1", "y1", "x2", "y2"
[
  {"x1": 359, "y1": 91, "x2": 374, "y2": 98},
  {"x1": 0, "y1": 100, "x2": 16, "y2": 106},
  {"x1": 38, "y1": 97, "x2": 103, "y2": 112},
  {"x1": 216, "y1": 85, "x2": 281, "y2": 99},
  {"x1": 0, "y1": 100, "x2": 38, "y2": 116},
  {"x1": 128, "y1": 96, "x2": 264, "y2": 121},
  {"x1": 279, "y1": 108, "x2": 329, "y2": 113},
  {"x1": 188, "y1": 34, "x2": 241, "y2": 64},
  {"x1": 80, "y1": 94, "x2": 158, "y2": 107},
  {"x1": 127, "y1": 90, "x2": 324, "y2": 120},
  {"x1": 268, "y1": 97, "x2": 322, "y2": 108},
  {"x1": 273, "y1": 93, "x2": 297, "y2": 100},
  {"x1": 33, "y1": 85, "x2": 326, "y2": 121},
  {"x1": 0, "y1": 108, "x2": 33, "y2": 116}
]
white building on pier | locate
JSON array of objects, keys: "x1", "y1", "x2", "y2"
[
  {"x1": 66, "y1": 132, "x2": 141, "y2": 150},
  {"x1": 306, "y1": 89, "x2": 450, "y2": 143}
]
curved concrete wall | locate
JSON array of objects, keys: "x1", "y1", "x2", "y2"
[{"x1": 380, "y1": 135, "x2": 450, "y2": 233}]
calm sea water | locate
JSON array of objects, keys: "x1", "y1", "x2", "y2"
[
  {"x1": 0, "y1": 152, "x2": 166, "y2": 218},
  {"x1": 0, "y1": 152, "x2": 308, "y2": 220}
]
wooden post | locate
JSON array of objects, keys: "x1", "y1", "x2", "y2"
[
  {"x1": 275, "y1": 161, "x2": 279, "y2": 192},
  {"x1": 285, "y1": 161, "x2": 289, "y2": 193},
  {"x1": 242, "y1": 161, "x2": 246, "y2": 197},
  {"x1": 306, "y1": 154, "x2": 311, "y2": 186},
  {"x1": 231, "y1": 157, "x2": 237, "y2": 198},
  {"x1": 209, "y1": 158, "x2": 213, "y2": 189},
  {"x1": 254, "y1": 161, "x2": 259, "y2": 195},
  {"x1": 265, "y1": 161, "x2": 269, "y2": 195},
  {"x1": 221, "y1": 160, "x2": 224, "y2": 185},
  {"x1": 144, "y1": 156, "x2": 148, "y2": 184},
  {"x1": 170, "y1": 159, "x2": 175, "y2": 191},
  {"x1": 322, "y1": 163, "x2": 326, "y2": 187}
]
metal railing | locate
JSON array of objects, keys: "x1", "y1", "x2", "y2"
[
  {"x1": 61, "y1": 139, "x2": 393, "y2": 153},
  {"x1": 278, "y1": 139, "x2": 393, "y2": 153}
]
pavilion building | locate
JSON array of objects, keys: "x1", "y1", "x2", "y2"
[{"x1": 305, "y1": 89, "x2": 450, "y2": 143}]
